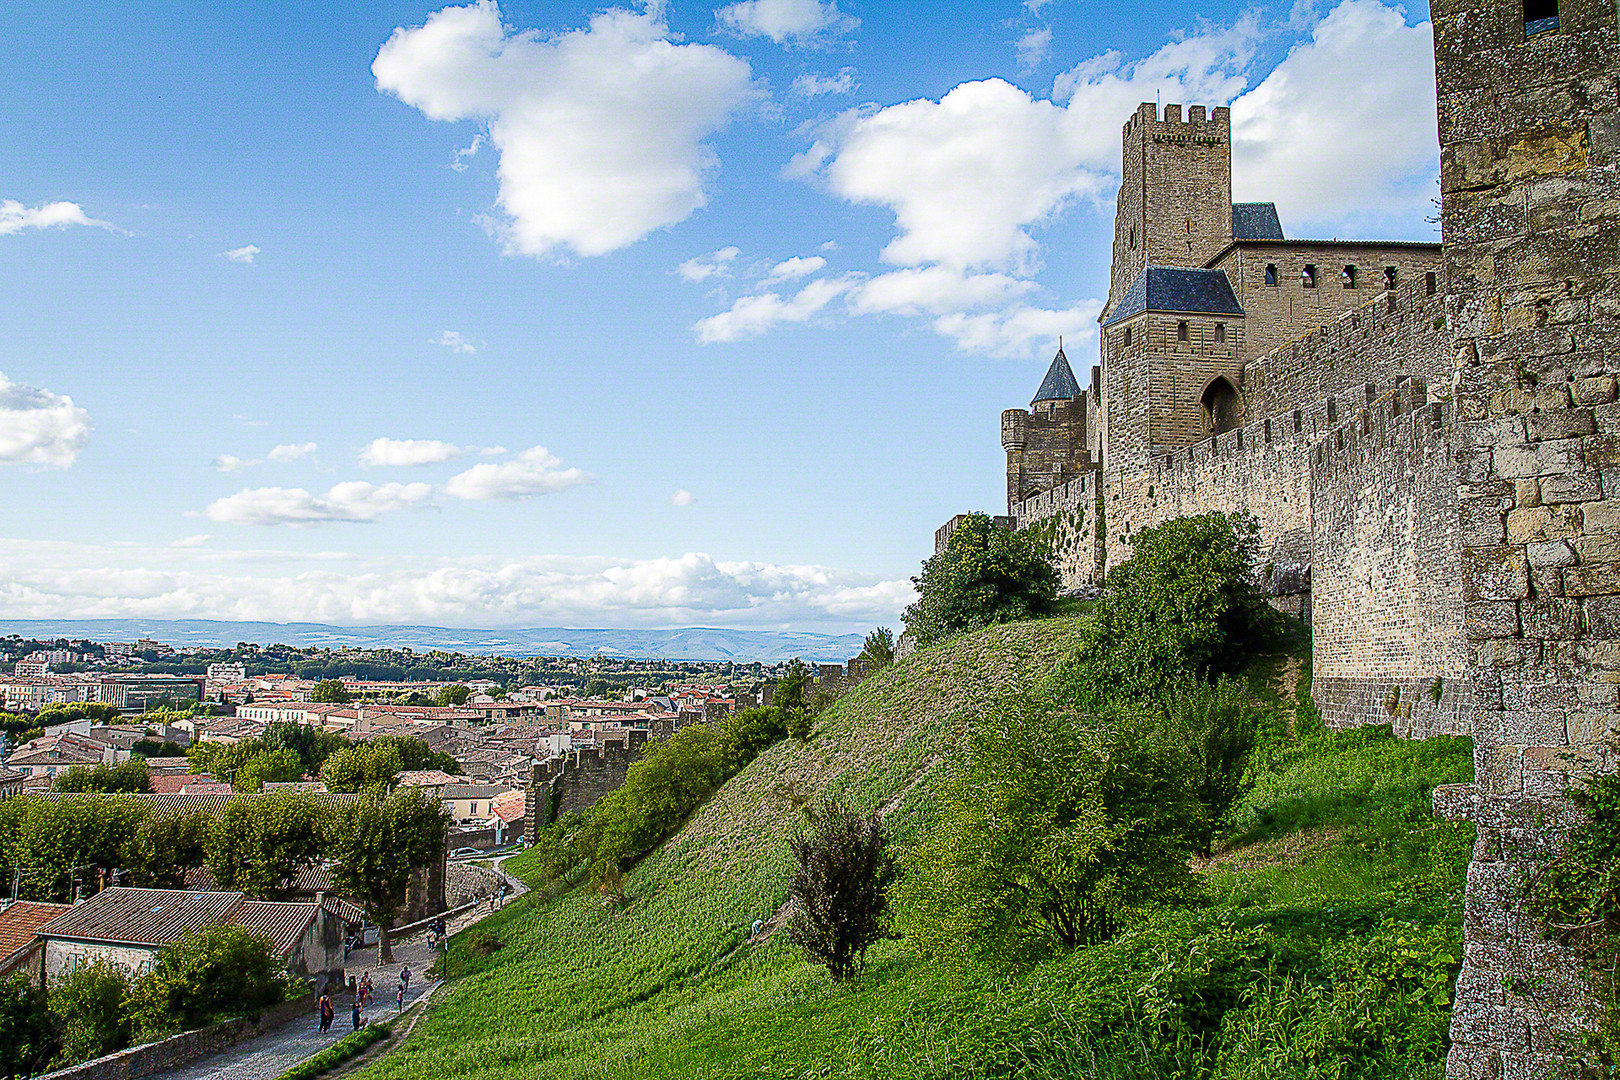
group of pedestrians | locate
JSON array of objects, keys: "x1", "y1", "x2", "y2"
[{"x1": 314, "y1": 965, "x2": 415, "y2": 1037}]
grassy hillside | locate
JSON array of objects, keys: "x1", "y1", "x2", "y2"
[{"x1": 359, "y1": 617, "x2": 1474, "y2": 1080}]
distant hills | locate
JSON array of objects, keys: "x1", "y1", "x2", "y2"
[{"x1": 0, "y1": 619, "x2": 867, "y2": 663}]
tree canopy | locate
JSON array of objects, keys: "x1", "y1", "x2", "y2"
[{"x1": 904, "y1": 513, "x2": 1059, "y2": 648}]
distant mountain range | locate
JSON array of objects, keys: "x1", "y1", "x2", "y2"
[{"x1": 0, "y1": 619, "x2": 868, "y2": 663}]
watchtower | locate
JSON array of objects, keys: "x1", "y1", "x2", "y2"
[
  {"x1": 1107, "y1": 103, "x2": 1234, "y2": 316},
  {"x1": 1002, "y1": 345, "x2": 1091, "y2": 512}
]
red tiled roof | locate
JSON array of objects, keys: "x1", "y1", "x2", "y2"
[
  {"x1": 0, "y1": 901, "x2": 73, "y2": 958},
  {"x1": 38, "y1": 888, "x2": 245, "y2": 947},
  {"x1": 231, "y1": 901, "x2": 316, "y2": 956}
]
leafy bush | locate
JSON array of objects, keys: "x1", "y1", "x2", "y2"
[
  {"x1": 904, "y1": 512, "x2": 1059, "y2": 647},
  {"x1": 1163, "y1": 680, "x2": 1265, "y2": 856},
  {"x1": 1072, "y1": 513, "x2": 1282, "y2": 698},
  {"x1": 899, "y1": 689, "x2": 1205, "y2": 963},
  {"x1": 717, "y1": 706, "x2": 788, "y2": 773},
  {"x1": 234, "y1": 748, "x2": 305, "y2": 792},
  {"x1": 787, "y1": 798, "x2": 899, "y2": 982},
  {"x1": 320, "y1": 742, "x2": 404, "y2": 794},
  {"x1": 49, "y1": 958, "x2": 131, "y2": 1066},
  {"x1": 0, "y1": 972, "x2": 60, "y2": 1079},
  {"x1": 859, "y1": 627, "x2": 896, "y2": 668},
  {"x1": 125, "y1": 923, "x2": 294, "y2": 1036}
]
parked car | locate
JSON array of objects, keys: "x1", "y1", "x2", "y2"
[{"x1": 449, "y1": 847, "x2": 481, "y2": 859}]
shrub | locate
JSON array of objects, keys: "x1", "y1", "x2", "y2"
[
  {"x1": 49, "y1": 958, "x2": 132, "y2": 1066},
  {"x1": 717, "y1": 706, "x2": 788, "y2": 773},
  {"x1": 53, "y1": 759, "x2": 152, "y2": 794},
  {"x1": 899, "y1": 688, "x2": 1205, "y2": 963},
  {"x1": 786, "y1": 798, "x2": 898, "y2": 982},
  {"x1": 904, "y1": 513, "x2": 1059, "y2": 647},
  {"x1": 1163, "y1": 680, "x2": 1265, "y2": 856},
  {"x1": 0, "y1": 972, "x2": 60, "y2": 1079},
  {"x1": 1072, "y1": 513, "x2": 1282, "y2": 698},
  {"x1": 125, "y1": 923, "x2": 294, "y2": 1036}
]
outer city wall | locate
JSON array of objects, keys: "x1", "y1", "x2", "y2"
[{"x1": 1310, "y1": 383, "x2": 1472, "y2": 736}]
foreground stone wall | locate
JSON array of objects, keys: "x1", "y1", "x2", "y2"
[
  {"x1": 1432, "y1": 0, "x2": 1619, "y2": 1069},
  {"x1": 1310, "y1": 384, "x2": 1472, "y2": 735},
  {"x1": 1010, "y1": 472, "x2": 1103, "y2": 588},
  {"x1": 527, "y1": 731, "x2": 649, "y2": 832}
]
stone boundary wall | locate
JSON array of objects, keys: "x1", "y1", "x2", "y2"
[
  {"x1": 1010, "y1": 471, "x2": 1103, "y2": 587},
  {"x1": 38, "y1": 992, "x2": 315, "y2": 1080},
  {"x1": 1241, "y1": 276, "x2": 1453, "y2": 424},
  {"x1": 1309, "y1": 384, "x2": 1472, "y2": 736},
  {"x1": 526, "y1": 731, "x2": 649, "y2": 833}
]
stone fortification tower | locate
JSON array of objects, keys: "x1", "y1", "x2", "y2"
[
  {"x1": 1434, "y1": 0, "x2": 1619, "y2": 1070},
  {"x1": 1107, "y1": 103, "x2": 1235, "y2": 316},
  {"x1": 1002, "y1": 345, "x2": 1091, "y2": 509}
]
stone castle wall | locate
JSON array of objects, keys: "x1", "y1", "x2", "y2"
[
  {"x1": 526, "y1": 731, "x2": 649, "y2": 833},
  {"x1": 1010, "y1": 472, "x2": 1104, "y2": 586},
  {"x1": 1310, "y1": 385, "x2": 1473, "y2": 736}
]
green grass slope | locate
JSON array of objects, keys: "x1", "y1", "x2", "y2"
[{"x1": 360, "y1": 618, "x2": 1475, "y2": 1080}]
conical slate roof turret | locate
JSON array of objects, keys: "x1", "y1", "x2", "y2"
[{"x1": 1031, "y1": 342, "x2": 1082, "y2": 404}]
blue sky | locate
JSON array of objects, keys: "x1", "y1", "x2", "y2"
[{"x1": 0, "y1": 0, "x2": 1439, "y2": 632}]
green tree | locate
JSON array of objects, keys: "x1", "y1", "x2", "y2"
[
  {"x1": 124, "y1": 924, "x2": 293, "y2": 1036},
  {"x1": 53, "y1": 759, "x2": 152, "y2": 794},
  {"x1": 33, "y1": 702, "x2": 120, "y2": 727},
  {"x1": 123, "y1": 808, "x2": 214, "y2": 888},
  {"x1": 903, "y1": 513, "x2": 1059, "y2": 648},
  {"x1": 717, "y1": 706, "x2": 788, "y2": 773},
  {"x1": 579, "y1": 725, "x2": 727, "y2": 875},
  {"x1": 205, "y1": 790, "x2": 325, "y2": 898},
  {"x1": 367, "y1": 734, "x2": 459, "y2": 775},
  {"x1": 319, "y1": 742, "x2": 404, "y2": 794},
  {"x1": 262, "y1": 722, "x2": 348, "y2": 774},
  {"x1": 898, "y1": 691, "x2": 1204, "y2": 962},
  {"x1": 787, "y1": 798, "x2": 898, "y2": 983},
  {"x1": 129, "y1": 739, "x2": 185, "y2": 759},
  {"x1": 435, "y1": 684, "x2": 471, "y2": 706},
  {"x1": 308, "y1": 679, "x2": 352, "y2": 704},
  {"x1": 858, "y1": 627, "x2": 896, "y2": 669},
  {"x1": 0, "y1": 973, "x2": 60, "y2": 1078},
  {"x1": 49, "y1": 958, "x2": 131, "y2": 1066},
  {"x1": 15, "y1": 795, "x2": 152, "y2": 901},
  {"x1": 327, "y1": 787, "x2": 448, "y2": 963},
  {"x1": 774, "y1": 659, "x2": 810, "y2": 714},
  {"x1": 1073, "y1": 512, "x2": 1282, "y2": 698},
  {"x1": 233, "y1": 748, "x2": 305, "y2": 792}
]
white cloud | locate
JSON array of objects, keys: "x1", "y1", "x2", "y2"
[
  {"x1": 0, "y1": 539, "x2": 913, "y2": 630},
  {"x1": 1015, "y1": 26, "x2": 1052, "y2": 71},
  {"x1": 933, "y1": 300, "x2": 1103, "y2": 359},
  {"x1": 671, "y1": 489, "x2": 694, "y2": 506},
  {"x1": 791, "y1": 68, "x2": 857, "y2": 98},
  {"x1": 212, "y1": 455, "x2": 250, "y2": 473},
  {"x1": 677, "y1": 246, "x2": 740, "y2": 283},
  {"x1": 433, "y1": 330, "x2": 478, "y2": 354},
  {"x1": 850, "y1": 267, "x2": 1037, "y2": 317},
  {"x1": 0, "y1": 373, "x2": 92, "y2": 468},
  {"x1": 171, "y1": 534, "x2": 212, "y2": 548},
  {"x1": 765, "y1": 255, "x2": 826, "y2": 281},
  {"x1": 693, "y1": 275, "x2": 858, "y2": 343},
  {"x1": 360, "y1": 437, "x2": 463, "y2": 467},
  {"x1": 1230, "y1": 0, "x2": 1437, "y2": 229},
  {"x1": 450, "y1": 132, "x2": 485, "y2": 171},
  {"x1": 795, "y1": 18, "x2": 1256, "y2": 276},
  {"x1": 444, "y1": 445, "x2": 589, "y2": 500},
  {"x1": 479, "y1": 445, "x2": 507, "y2": 456},
  {"x1": 0, "y1": 200, "x2": 114, "y2": 237},
  {"x1": 268, "y1": 442, "x2": 318, "y2": 462},
  {"x1": 220, "y1": 244, "x2": 260, "y2": 264},
  {"x1": 716, "y1": 0, "x2": 857, "y2": 47},
  {"x1": 206, "y1": 482, "x2": 432, "y2": 526},
  {"x1": 374, "y1": 1, "x2": 754, "y2": 259}
]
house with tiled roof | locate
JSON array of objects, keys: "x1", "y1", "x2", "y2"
[
  {"x1": 0, "y1": 900, "x2": 74, "y2": 979},
  {"x1": 5, "y1": 732, "x2": 109, "y2": 780},
  {"x1": 36, "y1": 887, "x2": 344, "y2": 989}
]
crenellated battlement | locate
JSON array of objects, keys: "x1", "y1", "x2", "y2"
[{"x1": 1124, "y1": 101, "x2": 1231, "y2": 141}]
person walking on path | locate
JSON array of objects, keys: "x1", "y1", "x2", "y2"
[
  {"x1": 359, "y1": 971, "x2": 372, "y2": 1007},
  {"x1": 396, "y1": 984, "x2": 406, "y2": 1014},
  {"x1": 351, "y1": 999, "x2": 363, "y2": 1031},
  {"x1": 318, "y1": 992, "x2": 334, "y2": 1033},
  {"x1": 400, "y1": 965, "x2": 411, "y2": 994}
]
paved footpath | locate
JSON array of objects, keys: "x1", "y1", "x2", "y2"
[{"x1": 166, "y1": 859, "x2": 527, "y2": 1080}]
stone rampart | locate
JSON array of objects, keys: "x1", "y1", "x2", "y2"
[
  {"x1": 37, "y1": 993, "x2": 315, "y2": 1080},
  {"x1": 1309, "y1": 384, "x2": 1472, "y2": 735},
  {"x1": 1010, "y1": 471, "x2": 1103, "y2": 586},
  {"x1": 526, "y1": 730, "x2": 649, "y2": 832}
]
